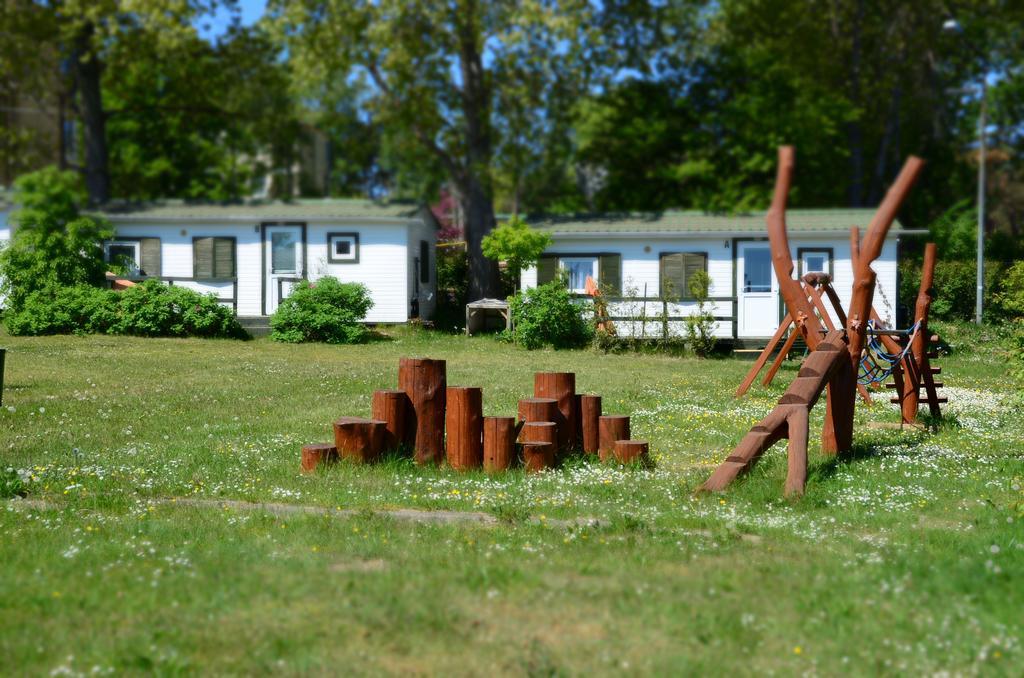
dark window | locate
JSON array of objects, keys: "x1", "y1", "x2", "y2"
[
  {"x1": 194, "y1": 237, "x2": 236, "y2": 278},
  {"x1": 335, "y1": 240, "x2": 351, "y2": 256},
  {"x1": 419, "y1": 241, "x2": 430, "y2": 284}
]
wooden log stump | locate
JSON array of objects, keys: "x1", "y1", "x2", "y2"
[
  {"x1": 534, "y1": 372, "x2": 577, "y2": 449},
  {"x1": 521, "y1": 441, "x2": 554, "y2": 473},
  {"x1": 483, "y1": 416, "x2": 516, "y2": 473},
  {"x1": 371, "y1": 389, "x2": 409, "y2": 452},
  {"x1": 300, "y1": 443, "x2": 337, "y2": 473},
  {"x1": 445, "y1": 386, "x2": 483, "y2": 470},
  {"x1": 598, "y1": 415, "x2": 630, "y2": 462},
  {"x1": 333, "y1": 417, "x2": 387, "y2": 463},
  {"x1": 519, "y1": 421, "x2": 557, "y2": 447},
  {"x1": 398, "y1": 358, "x2": 447, "y2": 465},
  {"x1": 579, "y1": 395, "x2": 602, "y2": 454},
  {"x1": 613, "y1": 440, "x2": 649, "y2": 465}
]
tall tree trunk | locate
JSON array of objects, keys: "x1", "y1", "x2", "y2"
[
  {"x1": 457, "y1": 0, "x2": 500, "y2": 300},
  {"x1": 461, "y1": 177, "x2": 500, "y2": 300},
  {"x1": 845, "y1": 0, "x2": 865, "y2": 207},
  {"x1": 72, "y1": 23, "x2": 109, "y2": 205}
]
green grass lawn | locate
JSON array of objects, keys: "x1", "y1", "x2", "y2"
[{"x1": 1, "y1": 325, "x2": 1021, "y2": 675}]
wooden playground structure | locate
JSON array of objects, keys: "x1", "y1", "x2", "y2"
[
  {"x1": 702, "y1": 146, "x2": 947, "y2": 497},
  {"x1": 735, "y1": 241, "x2": 945, "y2": 425},
  {"x1": 301, "y1": 361, "x2": 650, "y2": 474}
]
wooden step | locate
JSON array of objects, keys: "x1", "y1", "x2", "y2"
[
  {"x1": 890, "y1": 396, "x2": 947, "y2": 404},
  {"x1": 929, "y1": 366, "x2": 941, "y2": 375}
]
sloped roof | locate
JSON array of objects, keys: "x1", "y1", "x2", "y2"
[
  {"x1": 527, "y1": 208, "x2": 916, "y2": 236},
  {"x1": 96, "y1": 198, "x2": 426, "y2": 222}
]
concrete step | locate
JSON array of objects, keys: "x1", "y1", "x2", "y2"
[{"x1": 237, "y1": 316, "x2": 271, "y2": 338}]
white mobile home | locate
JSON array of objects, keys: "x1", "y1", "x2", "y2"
[
  {"x1": 521, "y1": 209, "x2": 922, "y2": 343},
  {"x1": 97, "y1": 200, "x2": 438, "y2": 323}
]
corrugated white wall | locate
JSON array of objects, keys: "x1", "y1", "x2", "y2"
[
  {"x1": 113, "y1": 223, "x2": 263, "y2": 315},
  {"x1": 111, "y1": 220, "x2": 419, "y2": 322},
  {"x1": 306, "y1": 222, "x2": 409, "y2": 323},
  {"x1": 521, "y1": 234, "x2": 902, "y2": 338}
]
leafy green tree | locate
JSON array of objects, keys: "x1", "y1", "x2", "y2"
[
  {"x1": 268, "y1": 0, "x2": 663, "y2": 300},
  {"x1": 2, "y1": 0, "x2": 229, "y2": 203},
  {"x1": 0, "y1": 167, "x2": 114, "y2": 310},
  {"x1": 481, "y1": 216, "x2": 552, "y2": 292}
]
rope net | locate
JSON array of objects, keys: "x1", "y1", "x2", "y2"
[{"x1": 858, "y1": 319, "x2": 921, "y2": 386}]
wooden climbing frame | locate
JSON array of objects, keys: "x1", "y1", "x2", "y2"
[{"x1": 703, "y1": 145, "x2": 924, "y2": 497}]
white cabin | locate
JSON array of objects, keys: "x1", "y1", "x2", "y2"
[
  {"x1": 97, "y1": 200, "x2": 438, "y2": 323},
  {"x1": 521, "y1": 209, "x2": 923, "y2": 343}
]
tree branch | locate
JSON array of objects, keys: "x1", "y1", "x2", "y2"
[{"x1": 365, "y1": 60, "x2": 465, "y2": 185}]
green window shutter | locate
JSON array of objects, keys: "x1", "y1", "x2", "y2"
[
  {"x1": 660, "y1": 253, "x2": 685, "y2": 299},
  {"x1": 682, "y1": 253, "x2": 708, "y2": 300},
  {"x1": 139, "y1": 238, "x2": 161, "y2": 277},
  {"x1": 536, "y1": 255, "x2": 557, "y2": 285},
  {"x1": 598, "y1": 254, "x2": 621, "y2": 295},
  {"x1": 194, "y1": 237, "x2": 214, "y2": 278},
  {"x1": 213, "y1": 238, "x2": 235, "y2": 277}
]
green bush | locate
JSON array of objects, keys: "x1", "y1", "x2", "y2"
[
  {"x1": 0, "y1": 167, "x2": 114, "y2": 311},
  {"x1": 4, "y1": 280, "x2": 245, "y2": 339},
  {"x1": 270, "y1": 276, "x2": 373, "y2": 343},
  {"x1": 111, "y1": 279, "x2": 247, "y2": 338},
  {"x1": 4, "y1": 286, "x2": 118, "y2": 336},
  {"x1": 508, "y1": 280, "x2": 593, "y2": 350},
  {"x1": 899, "y1": 258, "x2": 1006, "y2": 322},
  {"x1": 993, "y1": 260, "x2": 1024, "y2": 320}
]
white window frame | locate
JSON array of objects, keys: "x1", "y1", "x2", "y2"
[
  {"x1": 559, "y1": 256, "x2": 598, "y2": 294},
  {"x1": 104, "y1": 240, "x2": 141, "y2": 275}
]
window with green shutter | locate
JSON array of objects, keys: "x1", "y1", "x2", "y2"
[
  {"x1": 597, "y1": 253, "x2": 621, "y2": 295},
  {"x1": 536, "y1": 255, "x2": 558, "y2": 285},
  {"x1": 660, "y1": 252, "x2": 708, "y2": 300},
  {"x1": 193, "y1": 237, "x2": 236, "y2": 278}
]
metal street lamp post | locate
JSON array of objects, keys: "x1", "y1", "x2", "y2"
[{"x1": 943, "y1": 17, "x2": 987, "y2": 325}]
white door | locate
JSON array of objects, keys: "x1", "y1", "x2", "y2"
[
  {"x1": 737, "y1": 242, "x2": 779, "y2": 337},
  {"x1": 264, "y1": 224, "x2": 304, "y2": 314}
]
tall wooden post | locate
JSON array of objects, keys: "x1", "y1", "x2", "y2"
[
  {"x1": 534, "y1": 372, "x2": 577, "y2": 449},
  {"x1": 483, "y1": 416, "x2": 516, "y2": 473},
  {"x1": 398, "y1": 358, "x2": 446, "y2": 465},
  {"x1": 902, "y1": 242, "x2": 939, "y2": 422},
  {"x1": 445, "y1": 387, "x2": 483, "y2": 470}
]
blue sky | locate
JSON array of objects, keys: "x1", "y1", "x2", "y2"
[{"x1": 196, "y1": 0, "x2": 267, "y2": 40}]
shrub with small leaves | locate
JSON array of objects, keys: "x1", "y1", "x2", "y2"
[
  {"x1": 4, "y1": 285, "x2": 118, "y2": 336},
  {"x1": 270, "y1": 276, "x2": 373, "y2": 343},
  {"x1": 4, "y1": 280, "x2": 245, "y2": 339},
  {"x1": 508, "y1": 279, "x2": 592, "y2": 350}
]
